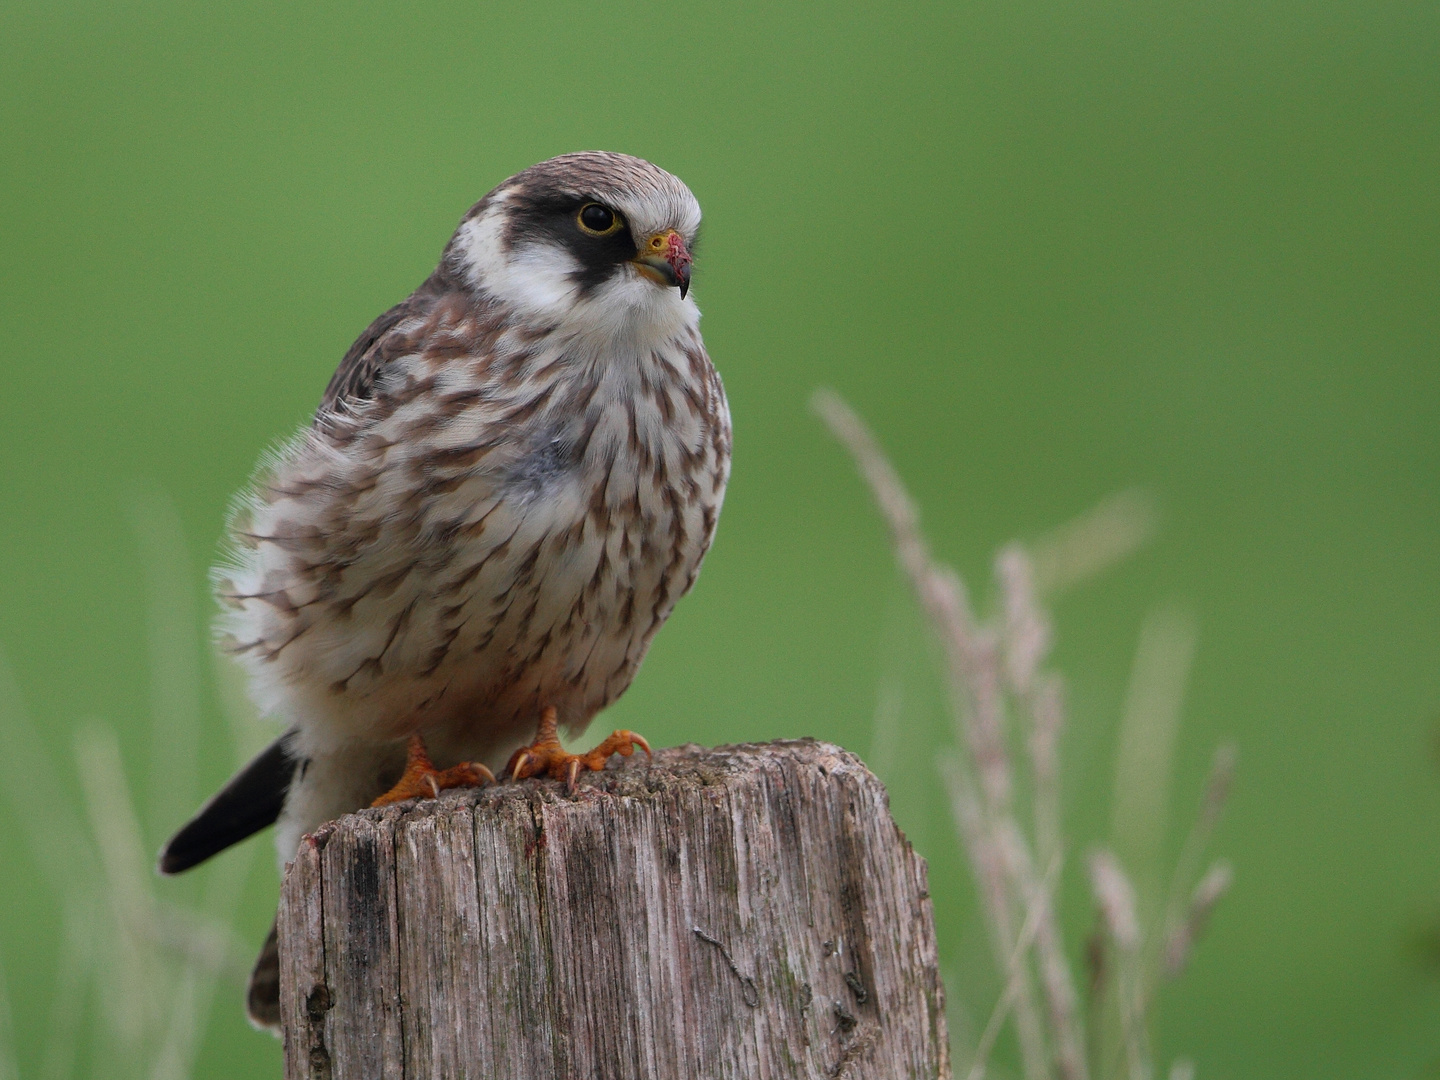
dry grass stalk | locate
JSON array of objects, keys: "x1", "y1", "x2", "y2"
[
  {"x1": 814, "y1": 389, "x2": 1232, "y2": 1080},
  {"x1": 1164, "y1": 862, "x2": 1233, "y2": 979},
  {"x1": 1089, "y1": 852, "x2": 1141, "y2": 952},
  {"x1": 965, "y1": 857, "x2": 1061, "y2": 1080},
  {"x1": 0, "y1": 489, "x2": 267, "y2": 1080},
  {"x1": 815, "y1": 389, "x2": 1086, "y2": 1080}
]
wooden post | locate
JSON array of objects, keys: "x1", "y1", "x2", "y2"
[{"x1": 277, "y1": 739, "x2": 950, "y2": 1079}]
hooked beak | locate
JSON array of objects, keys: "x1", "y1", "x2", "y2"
[{"x1": 632, "y1": 229, "x2": 693, "y2": 299}]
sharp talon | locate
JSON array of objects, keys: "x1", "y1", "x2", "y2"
[
  {"x1": 504, "y1": 709, "x2": 651, "y2": 788},
  {"x1": 369, "y1": 734, "x2": 494, "y2": 806}
]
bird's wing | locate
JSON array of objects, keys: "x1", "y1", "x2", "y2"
[
  {"x1": 158, "y1": 729, "x2": 302, "y2": 874},
  {"x1": 316, "y1": 266, "x2": 460, "y2": 418},
  {"x1": 316, "y1": 298, "x2": 417, "y2": 416}
]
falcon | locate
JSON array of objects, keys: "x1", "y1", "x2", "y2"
[{"x1": 158, "y1": 152, "x2": 731, "y2": 1030}]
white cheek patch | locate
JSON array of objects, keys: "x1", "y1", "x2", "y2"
[
  {"x1": 452, "y1": 204, "x2": 508, "y2": 291},
  {"x1": 455, "y1": 205, "x2": 580, "y2": 320},
  {"x1": 504, "y1": 242, "x2": 582, "y2": 314}
]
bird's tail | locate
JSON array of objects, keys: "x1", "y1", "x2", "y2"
[
  {"x1": 157, "y1": 728, "x2": 301, "y2": 874},
  {"x1": 247, "y1": 919, "x2": 282, "y2": 1033}
]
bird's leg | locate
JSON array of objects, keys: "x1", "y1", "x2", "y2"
[
  {"x1": 506, "y1": 705, "x2": 651, "y2": 792},
  {"x1": 370, "y1": 733, "x2": 495, "y2": 807}
]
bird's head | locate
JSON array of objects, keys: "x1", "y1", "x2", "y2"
[{"x1": 448, "y1": 152, "x2": 702, "y2": 344}]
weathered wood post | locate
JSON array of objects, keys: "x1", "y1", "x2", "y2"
[{"x1": 277, "y1": 739, "x2": 950, "y2": 1079}]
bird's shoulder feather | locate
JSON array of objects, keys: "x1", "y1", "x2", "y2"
[{"x1": 316, "y1": 265, "x2": 470, "y2": 419}]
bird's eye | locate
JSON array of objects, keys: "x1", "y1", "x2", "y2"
[{"x1": 577, "y1": 203, "x2": 620, "y2": 236}]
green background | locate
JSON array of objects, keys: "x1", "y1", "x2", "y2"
[{"x1": 1, "y1": 1, "x2": 1437, "y2": 1076}]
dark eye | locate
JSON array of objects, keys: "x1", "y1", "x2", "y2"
[{"x1": 577, "y1": 203, "x2": 619, "y2": 235}]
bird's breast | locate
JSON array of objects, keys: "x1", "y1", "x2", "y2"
[{"x1": 219, "y1": 331, "x2": 729, "y2": 751}]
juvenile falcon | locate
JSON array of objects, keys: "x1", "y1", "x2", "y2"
[{"x1": 158, "y1": 152, "x2": 730, "y2": 1029}]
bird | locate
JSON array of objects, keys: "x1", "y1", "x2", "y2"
[{"x1": 156, "y1": 152, "x2": 731, "y2": 1031}]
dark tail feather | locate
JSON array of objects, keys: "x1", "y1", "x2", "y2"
[
  {"x1": 247, "y1": 919, "x2": 282, "y2": 1034},
  {"x1": 158, "y1": 729, "x2": 301, "y2": 875}
]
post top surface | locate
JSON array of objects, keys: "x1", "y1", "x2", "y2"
[{"x1": 298, "y1": 738, "x2": 883, "y2": 853}]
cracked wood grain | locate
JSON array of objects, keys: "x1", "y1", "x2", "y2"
[{"x1": 278, "y1": 739, "x2": 950, "y2": 1079}]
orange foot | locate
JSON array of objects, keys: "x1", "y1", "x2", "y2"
[
  {"x1": 371, "y1": 734, "x2": 495, "y2": 807},
  {"x1": 506, "y1": 705, "x2": 651, "y2": 791}
]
